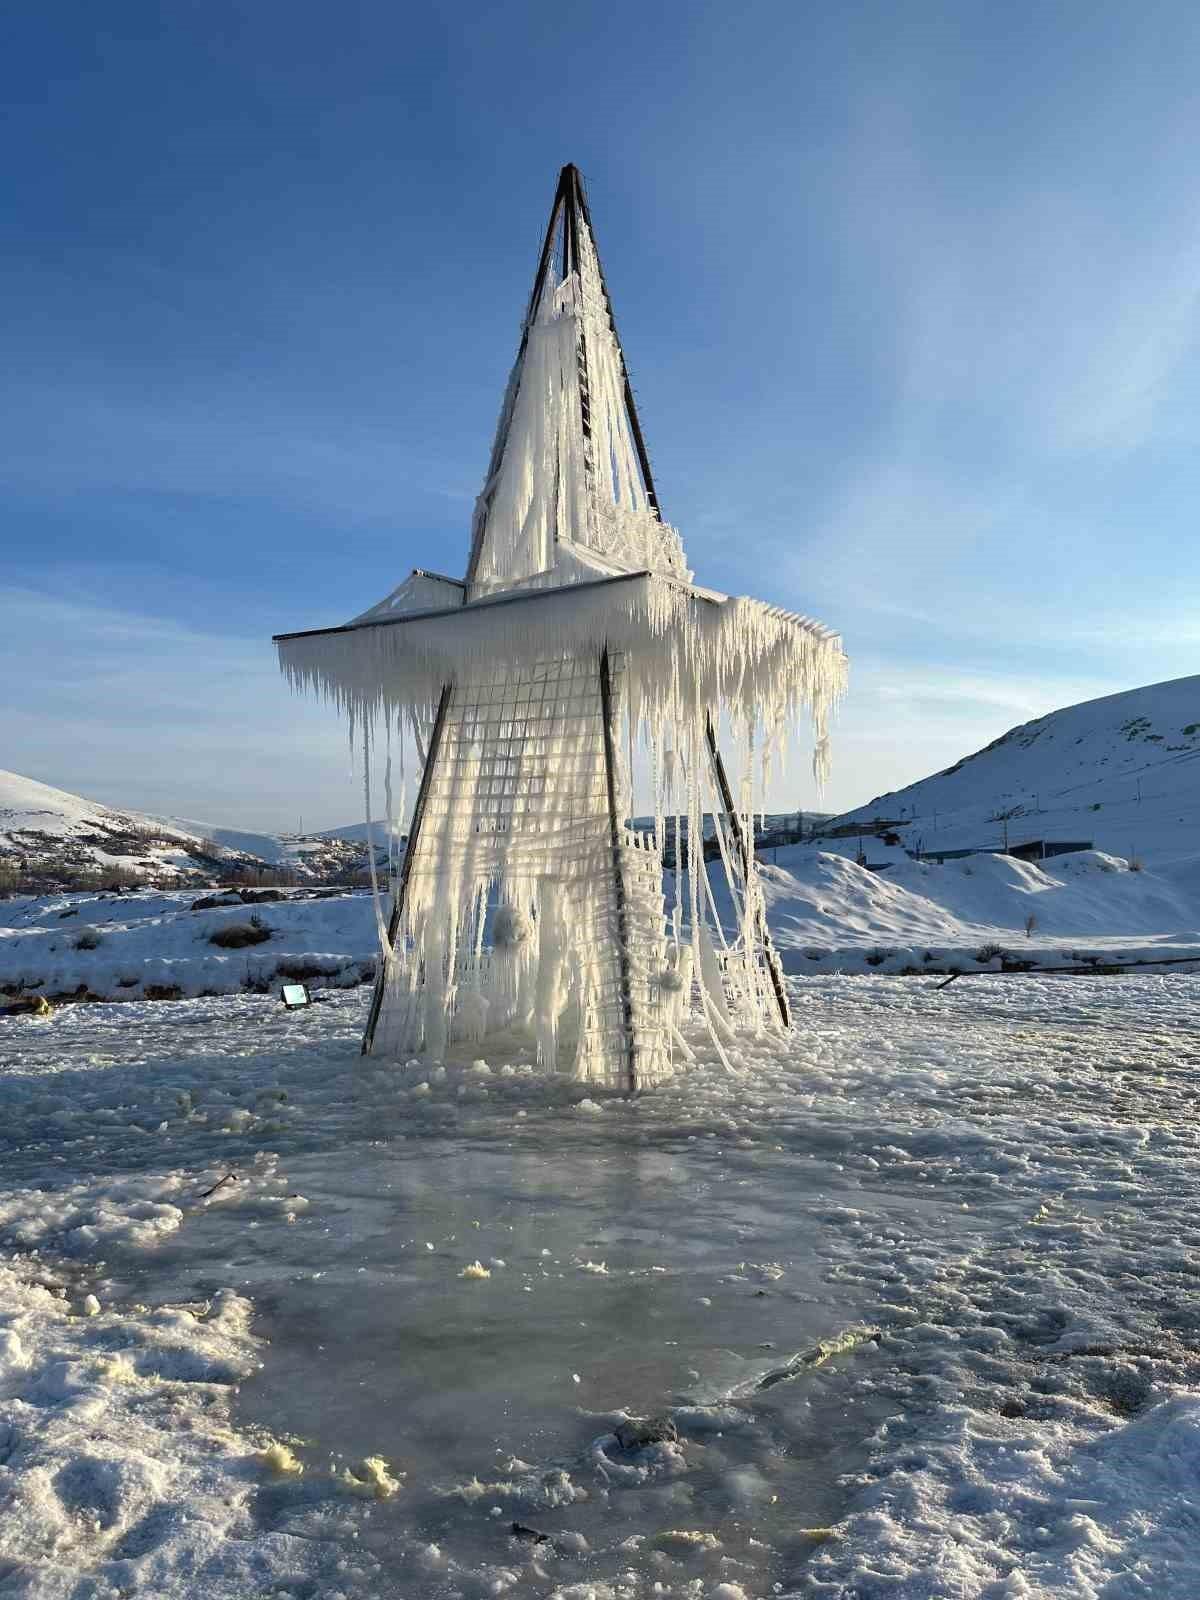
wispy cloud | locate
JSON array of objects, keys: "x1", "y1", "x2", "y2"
[
  {"x1": 1, "y1": 376, "x2": 474, "y2": 528},
  {"x1": 834, "y1": 83, "x2": 1200, "y2": 459},
  {"x1": 0, "y1": 587, "x2": 358, "y2": 828}
]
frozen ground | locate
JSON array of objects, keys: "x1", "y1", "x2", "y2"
[{"x1": 3, "y1": 975, "x2": 1200, "y2": 1597}]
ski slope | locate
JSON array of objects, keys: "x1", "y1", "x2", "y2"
[{"x1": 0, "y1": 769, "x2": 210, "y2": 882}]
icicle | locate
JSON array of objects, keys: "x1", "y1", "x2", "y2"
[
  {"x1": 383, "y1": 721, "x2": 395, "y2": 882},
  {"x1": 361, "y1": 722, "x2": 391, "y2": 960}
]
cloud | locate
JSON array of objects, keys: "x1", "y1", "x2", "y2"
[
  {"x1": 802, "y1": 655, "x2": 1128, "y2": 812},
  {"x1": 771, "y1": 71, "x2": 1200, "y2": 677},
  {"x1": 833, "y1": 82, "x2": 1200, "y2": 459},
  {"x1": 0, "y1": 587, "x2": 359, "y2": 829},
  {"x1": 0, "y1": 372, "x2": 474, "y2": 529}
]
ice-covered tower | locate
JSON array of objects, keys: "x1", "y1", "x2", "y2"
[{"x1": 275, "y1": 164, "x2": 846, "y2": 1089}]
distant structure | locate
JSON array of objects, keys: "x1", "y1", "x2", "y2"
[
  {"x1": 915, "y1": 840, "x2": 1094, "y2": 865},
  {"x1": 275, "y1": 165, "x2": 846, "y2": 1088}
]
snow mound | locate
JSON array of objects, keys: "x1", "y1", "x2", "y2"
[{"x1": 742, "y1": 845, "x2": 1200, "y2": 973}]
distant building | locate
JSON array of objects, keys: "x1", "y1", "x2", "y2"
[
  {"x1": 1007, "y1": 839, "x2": 1094, "y2": 863},
  {"x1": 912, "y1": 840, "x2": 1092, "y2": 865}
]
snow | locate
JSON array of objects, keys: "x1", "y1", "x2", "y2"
[
  {"x1": 832, "y1": 671, "x2": 1200, "y2": 868},
  {"x1": 0, "y1": 765, "x2": 384, "y2": 887},
  {"x1": 0, "y1": 887, "x2": 376, "y2": 1001},
  {"x1": 6, "y1": 835, "x2": 1199, "y2": 1004},
  {"x1": 746, "y1": 844, "x2": 1200, "y2": 974},
  {"x1": 3, "y1": 974, "x2": 1200, "y2": 1596},
  {"x1": 0, "y1": 768, "x2": 210, "y2": 882}
]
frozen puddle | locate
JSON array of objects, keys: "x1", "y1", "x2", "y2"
[{"x1": 74, "y1": 1003, "x2": 970, "y2": 1592}]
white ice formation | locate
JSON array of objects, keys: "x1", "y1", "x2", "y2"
[{"x1": 276, "y1": 164, "x2": 846, "y2": 1089}]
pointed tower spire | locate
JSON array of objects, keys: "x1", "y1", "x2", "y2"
[{"x1": 464, "y1": 165, "x2": 690, "y2": 597}]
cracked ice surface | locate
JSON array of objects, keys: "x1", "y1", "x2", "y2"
[{"x1": 1, "y1": 976, "x2": 1199, "y2": 1597}]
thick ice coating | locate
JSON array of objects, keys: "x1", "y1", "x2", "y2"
[{"x1": 274, "y1": 164, "x2": 846, "y2": 1087}]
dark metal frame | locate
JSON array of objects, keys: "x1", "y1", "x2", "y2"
[
  {"x1": 463, "y1": 162, "x2": 657, "y2": 591},
  {"x1": 274, "y1": 569, "x2": 653, "y2": 646},
  {"x1": 361, "y1": 682, "x2": 454, "y2": 1055},
  {"x1": 570, "y1": 166, "x2": 660, "y2": 515},
  {"x1": 464, "y1": 165, "x2": 577, "y2": 591},
  {"x1": 600, "y1": 649, "x2": 638, "y2": 1093}
]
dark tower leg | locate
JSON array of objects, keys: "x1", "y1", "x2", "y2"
[
  {"x1": 704, "y1": 715, "x2": 791, "y2": 1029},
  {"x1": 361, "y1": 683, "x2": 454, "y2": 1056},
  {"x1": 600, "y1": 649, "x2": 638, "y2": 1094}
]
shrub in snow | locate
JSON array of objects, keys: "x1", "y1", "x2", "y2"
[
  {"x1": 72, "y1": 927, "x2": 102, "y2": 950},
  {"x1": 974, "y1": 942, "x2": 1006, "y2": 964},
  {"x1": 209, "y1": 920, "x2": 272, "y2": 949},
  {"x1": 274, "y1": 956, "x2": 338, "y2": 981}
]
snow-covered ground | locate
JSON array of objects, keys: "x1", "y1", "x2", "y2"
[
  {"x1": 756, "y1": 844, "x2": 1200, "y2": 975},
  {"x1": 6, "y1": 838, "x2": 1200, "y2": 1004},
  {"x1": 4, "y1": 976, "x2": 1200, "y2": 1597},
  {"x1": 0, "y1": 887, "x2": 378, "y2": 1001}
]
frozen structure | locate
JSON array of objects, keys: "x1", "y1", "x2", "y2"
[{"x1": 275, "y1": 164, "x2": 846, "y2": 1089}]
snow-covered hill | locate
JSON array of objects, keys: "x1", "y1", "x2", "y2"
[
  {"x1": 0, "y1": 770, "x2": 233, "y2": 888},
  {"x1": 828, "y1": 673, "x2": 1200, "y2": 867},
  {"x1": 0, "y1": 770, "x2": 382, "y2": 890}
]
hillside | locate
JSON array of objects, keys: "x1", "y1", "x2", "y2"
[
  {"x1": 0, "y1": 770, "x2": 383, "y2": 890},
  {"x1": 828, "y1": 673, "x2": 1200, "y2": 867}
]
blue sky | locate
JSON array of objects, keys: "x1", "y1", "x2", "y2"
[{"x1": 4, "y1": 1, "x2": 1199, "y2": 828}]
